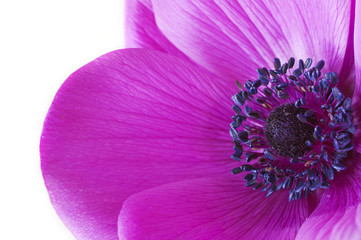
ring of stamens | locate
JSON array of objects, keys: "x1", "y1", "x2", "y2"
[{"x1": 230, "y1": 57, "x2": 354, "y2": 201}]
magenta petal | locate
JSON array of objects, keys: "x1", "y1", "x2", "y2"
[
  {"x1": 337, "y1": 0, "x2": 356, "y2": 98},
  {"x1": 354, "y1": 0, "x2": 361, "y2": 99},
  {"x1": 125, "y1": 0, "x2": 188, "y2": 60},
  {"x1": 329, "y1": 204, "x2": 361, "y2": 240},
  {"x1": 295, "y1": 178, "x2": 361, "y2": 239},
  {"x1": 41, "y1": 49, "x2": 237, "y2": 240},
  {"x1": 151, "y1": 0, "x2": 353, "y2": 85},
  {"x1": 118, "y1": 176, "x2": 316, "y2": 240},
  {"x1": 353, "y1": 0, "x2": 361, "y2": 152}
]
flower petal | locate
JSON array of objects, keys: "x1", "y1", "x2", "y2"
[
  {"x1": 295, "y1": 178, "x2": 361, "y2": 239},
  {"x1": 118, "y1": 176, "x2": 316, "y2": 240},
  {"x1": 151, "y1": 0, "x2": 353, "y2": 85},
  {"x1": 329, "y1": 204, "x2": 361, "y2": 240},
  {"x1": 41, "y1": 49, "x2": 237, "y2": 240},
  {"x1": 125, "y1": 0, "x2": 188, "y2": 60},
  {"x1": 337, "y1": 0, "x2": 356, "y2": 98},
  {"x1": 354, "y1": 0, "x2": 361, "y2": 99}
]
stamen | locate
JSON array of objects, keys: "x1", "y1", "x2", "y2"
[{"x1": 230, "y1": 57, "x2": 354, "y2": 200}]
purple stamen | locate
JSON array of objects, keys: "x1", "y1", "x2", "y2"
[{"x1": 230, "y1": 57, "x2": 354, "y2": 201}]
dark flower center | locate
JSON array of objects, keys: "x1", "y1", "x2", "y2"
[
  {"x1": 265, "y1": 104, "x2": 316, "y2": 157},
  {"x1": 229, "y1": 57, "x2": 355, "y2": 201}
]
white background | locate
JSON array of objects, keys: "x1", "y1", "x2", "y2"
[{"x1": 0, "y1": 1, "x2": 125, "y2": 239}]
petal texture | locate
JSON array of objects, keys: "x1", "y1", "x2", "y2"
[
  {"x1": 355, "y1": 0, "x2": 361, "y2": 98},
  {"x1": 152, "y1": 0, "x2": 353, "y2": 86},
  {"x1": 125, "y1": 0, "x2": 188, "y2": 60},
  {"x1": 41, "y1": 49, "x2": 237, "y2": 240},
  {"x1": 329, "y1": 204, "x2": 361, "y2": 240},
  {"x1": 295, "y1": 167, "x2": 361, "y2": 239},
  {"x1": 118, "y1": 177, "x2": 316, "y2": 240},
  {"x1": 338, "y1": 0, "x2": 356, "y2": 98}
]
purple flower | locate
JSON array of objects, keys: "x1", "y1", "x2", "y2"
[{"x1": 41, "y1": 1, "x2": 361, "y2": 239}]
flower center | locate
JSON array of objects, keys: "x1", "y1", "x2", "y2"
[
  {"x1": 265, "y1": 104, "x2": 316, "y2": 157},
  {"x1": 230, "y1": 57, "x2": 355, "y2": 201}
]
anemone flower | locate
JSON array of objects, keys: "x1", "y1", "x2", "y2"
[{"x1": 41, "y1": 1, "x2": 361, "y2": 240}]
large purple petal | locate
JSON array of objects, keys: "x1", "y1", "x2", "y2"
[
  {"x1": 41, "y1": 49, "x2": 237, "y2": 240},
  {"x1": 151, "y1": 0, "x2": 353, "y2": 87},
  {"x1": 118, "y1": 176, "x2": 317, "y2": 240}
]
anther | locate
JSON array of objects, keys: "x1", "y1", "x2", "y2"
[{"x1": 230, "y1": 57, "x2": 354, "y2": 200}]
